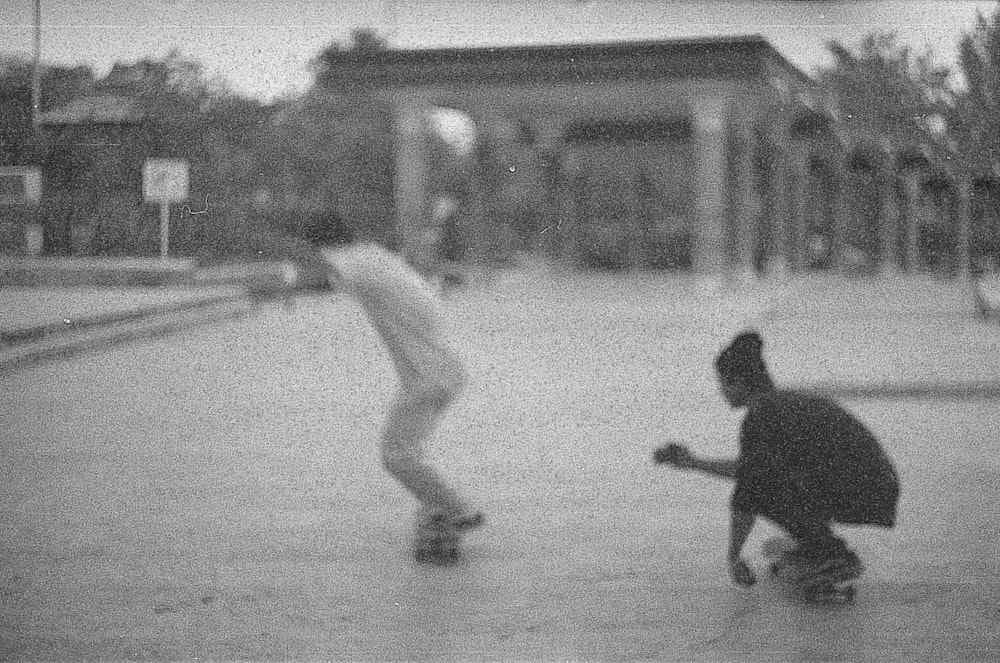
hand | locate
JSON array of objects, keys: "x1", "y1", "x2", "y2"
[
  {"x1": 729, "y1": 557, "x2": 757, "y2": 587},
  {"x1": 653, "y1": 443, "x2": 695, "y2": 469}
]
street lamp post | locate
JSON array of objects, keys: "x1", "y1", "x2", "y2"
[{"x1": 32, "y1": 0, "x2": 41, "y2": 131}]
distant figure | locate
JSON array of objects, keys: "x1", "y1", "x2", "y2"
[
  {"x1": 316, "y1": 239, "x2": 484, "y2": 564},
  {"x1": 653, "y1": 331, "x2": 900, "y2": 590}
]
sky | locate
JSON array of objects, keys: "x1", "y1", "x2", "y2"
[{"x1": 1, "y1": 1, "x2": 997, "y2": 102}]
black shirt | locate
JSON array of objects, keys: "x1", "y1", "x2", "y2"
[{"x1": 731, "y1": 390, "x2": 899, "y2": 527}]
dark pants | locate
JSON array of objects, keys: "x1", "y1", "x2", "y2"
[{"x1": 766, "y1": 511, "x2": 852, "y2": 562}]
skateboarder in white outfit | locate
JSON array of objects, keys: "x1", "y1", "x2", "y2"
[{"x1": 318, "y1": 239, "x2": 484, "y2": 562}]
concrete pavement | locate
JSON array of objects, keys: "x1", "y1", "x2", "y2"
[
  {"x1": 2, "y1": 260, "x2": 999, "y2": 395},
  {"x1": 0, "y1": 258, "x2": 301, "y2": 372},
  {"x1": 751, "y1": 273, "x2": 1000, "y2": 398},
  {"x1": 1, "y1": 264, "x2": 997, "y2": 661}
]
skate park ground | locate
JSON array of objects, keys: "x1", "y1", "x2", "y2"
[{"x1": 2, "y1": 263, "x2": 998, "y2": 661}]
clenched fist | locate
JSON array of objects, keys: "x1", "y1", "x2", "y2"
[{"x1": 653, "y1": 443, "x2": 694, "y2": 468}]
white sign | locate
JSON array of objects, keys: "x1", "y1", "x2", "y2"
[
  {"x1": 0, "y1": 166, "x2": 41, "y2": 204},
  {"x1": 143, "y1": 158, "x2": 189, "y2": 203}
]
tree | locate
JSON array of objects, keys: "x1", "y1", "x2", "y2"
[
  {"x1": 0, "y1": 57, "x2": 35, "y2": 165},
  {"x1": 953, "y1": 4, "x2": 1000, "y2": 170},
  {"x1": 815, "y1": 34, "x2": 957, "y2": 269},
  {"x1": 259, "y1": 88, "x2": 395, "y2": 243},
  {"x1": 257, "y1": 29, "x2": 398, "y2": 246},
  {"x1": 310, "y1": 28, "x2": 389, "y2": 90},
  {"x1": 953, "y1": 4, "x2": 1000, "y2": 270},
  {"x1": 85, "y1": 52, "x2": 268, "y2": 204},
  {"x1": 23, "y1": 51, "x2": 275, "y2": 257},
  {"x1": 41, "y1": 64, "x2": 96, "y2": 111},
  {"x1": 0, "y1": 56, "x2": 96, "y2": 165},
  {"x1": 818, "y1": 32, "x2": 953, "y2": 148}
]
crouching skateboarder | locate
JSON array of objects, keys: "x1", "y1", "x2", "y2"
[{"x1": 654, "y1": 331, "x2": 900, "y2": 602}]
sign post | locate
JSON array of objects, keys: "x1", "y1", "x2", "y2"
[
  {"x1": 142, "y1": 158, "x2": 189, "y2": 259},
  {"x1": 1, "y1": 166, "x2": 43, "y2": 255}
]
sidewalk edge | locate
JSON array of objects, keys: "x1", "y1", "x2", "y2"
[{"x1": 0, "y1": 294, "x2": 254, "y2": 373}]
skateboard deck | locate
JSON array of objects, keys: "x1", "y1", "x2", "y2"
[
  {"x1": 413, "y1": 515, "x2": 461, "y2": 566},
  {"x1": 761, "y1": 536, "x2": 861, "y2": 604}
]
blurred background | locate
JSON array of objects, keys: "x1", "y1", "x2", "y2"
[
  {"x1": 1, "y1": 0, "x2": 998, "y2": 284},
  {"x1": 3, "y1": 6, "x2": 1000, "y2": 658}
]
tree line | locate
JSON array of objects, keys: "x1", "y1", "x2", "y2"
[{"x1": 1, "y1": 10, "x2": 1000, "y2": 262}]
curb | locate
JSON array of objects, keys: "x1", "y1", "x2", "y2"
[
  {"x1": 0, "y1": 256, "x2": 199, "y2": 288},
  {"x1": 0, "y1": 292, "x2": 255, "y2": 373},
  {"x1": 0, "y1": 259, "x2": 298, "y2": 374},
  {"x1": 0, "y1": 292, "x2": 249, "y2": 347}
]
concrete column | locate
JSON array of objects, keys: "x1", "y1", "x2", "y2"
[
  {"x1": 879, "y1": 165, "x2": 900, "y2": 276},
  {"x1": 789, "y1": 143, "x2": 810, "y2": 272},
  {"x1": 467, "y1": 120, "x2": 503, "y2": 264},
  {"x1": 394, "y1": 98, "x2": 430, "y2": 267},
  {"x1": 623, "y1": 145, "x2": 644, "y2": 270},
  {"x1": 733, "y1": 122, "x2": 758, "y2": 279},
  {"x1": 553, "y1": 147, "x2": 578, "y2": 266},
  {"x1": 766, "y1": 139, "x2": 790, "y2": 274},
  {"x1": 902, "y1": 173, "x2": 922, "y2": 272},
  {"x1": 955, "y1": 175, "x2": 972, "y2": 280},
  {"x1": 545, "y1": 119, "x2": 576, "y2": 263},
  {"x1": 829, "y1": 156, "x2": 850, "y2": 272},
  {"x1": 470, "y1": 153, "x2": 492, "y2": 264},
  {"x1": 569, "y1": 148, "x2": 592, "y2": 268},
  {"x1": 691, "y1": 96, "x2": 729, "y2": 275},
  {"x1": 535, "y1": 148, "x2": 557, "y2": 260}
]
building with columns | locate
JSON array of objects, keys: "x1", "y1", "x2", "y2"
[{"x1": 315, "y1": 35, "x2": 991, "y2": 278}]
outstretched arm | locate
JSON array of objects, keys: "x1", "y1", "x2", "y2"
[
  {"x1": 689, "y1": 456, "x2": 739, "y2": 480},
  {"x1": 654, "y1": 443, "x2": 756, "y2": 585},
  {"x1": 653, "y1": 443, "x2": 739, "y2": 480}
]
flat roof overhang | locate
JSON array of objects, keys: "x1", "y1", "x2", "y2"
[{"x1": 320, "y1": 34, "x2": 812, "y2": 90}]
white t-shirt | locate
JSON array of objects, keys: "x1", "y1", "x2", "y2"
[{"x1": 322, "y1": 243, "x2": 465, "y2": 391}]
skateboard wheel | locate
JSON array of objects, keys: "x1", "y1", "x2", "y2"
[
  {"x1": 414, "y1": 541, "x2": 459, "y2": 566},
  {"x1": 803, "y1": 584, "x2": 855, "y2": 604},
  {"x1": 415, "y1": 550, "x2": 458, "y2": 566}
]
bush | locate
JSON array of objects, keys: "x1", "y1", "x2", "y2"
[
  {"x1": 0, "y1": 205, "x2": 41, "y2": 254},
  {"x1": 580, "y1": 223, "x2": 630, "y2": 270}
]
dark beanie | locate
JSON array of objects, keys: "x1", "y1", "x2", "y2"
[{"x1": 715, "y1": 330, "x2": 767, "y2": 381}]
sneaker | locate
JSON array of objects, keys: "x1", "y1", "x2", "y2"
[
  {"x1": 447, "y1": 510, "x2": 485, "y2": 533},
  {"x1": 797, "y1": 551, "x2": 864, "y2": 585},
  {"x1": 415, "y1": 508, "x2": 485, "y2": 534}
]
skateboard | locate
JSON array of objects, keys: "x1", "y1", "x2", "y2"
[
  {"x1": 413, "y1": 514, "x2": 460, "y2": 566},
  {"x1": 761, "y1": 536, "x2": 862, "y2": 604}
]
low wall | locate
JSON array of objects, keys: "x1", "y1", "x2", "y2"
[{"x1": 0, "y1": 257, "x2": 199, "y2": 287}]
